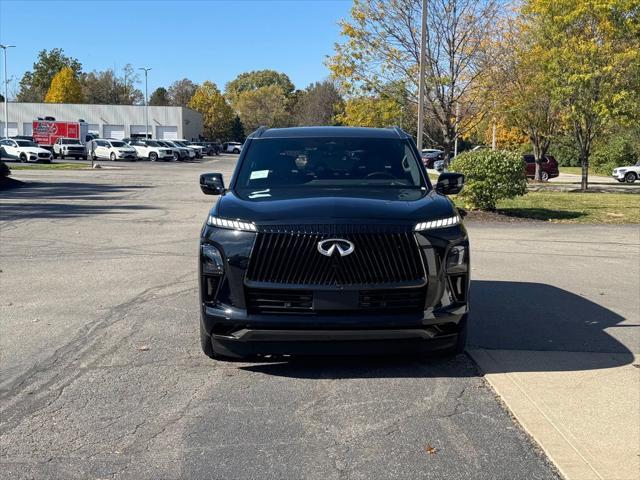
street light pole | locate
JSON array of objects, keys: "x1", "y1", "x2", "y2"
[
  {"x1": 0, "y1": 44, "x2": 16, "y2": 139},
  {"x1": 139, "y1": 67, "x2": 151, "y2": 139},
  {"x1": 416, "y1": 0, "x2": 427, "y2": 151}
]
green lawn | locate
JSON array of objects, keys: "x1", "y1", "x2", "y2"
[
  {"x1": 9, "y1": 162, "x2": 89, "y2": 170},
  {"x1": 455, "y1": 191, "x2": 640, "y2": 224}
]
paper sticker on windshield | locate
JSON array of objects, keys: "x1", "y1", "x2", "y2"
[{"x1": 250, "y1": 170, "x2": 269, "y2": 180}]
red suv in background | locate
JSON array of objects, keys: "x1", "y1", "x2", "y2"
[{"x1": 523, "y1": 154, "x2": 559, "y2": 182}]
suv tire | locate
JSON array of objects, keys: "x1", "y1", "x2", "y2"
[
  {"x1": 20, "y1": 153, "x2": 27, "y2": 163},
  {"x1": 149, "y1": 152, "x2": 158, "y2": 162},
  {"x1": 540, "y1": 171, "x2": 550, "y2": 182},
  {"x1": 624, "y1": 172, "x2": 637, "y2": 183}
]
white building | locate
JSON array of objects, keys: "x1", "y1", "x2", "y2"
[{"x1": 0, "y1": 102, "x2": 203, "y2": 140}]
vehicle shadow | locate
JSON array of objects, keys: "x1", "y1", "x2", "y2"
[
  {"x1": 240, "y1": 280, "x2": 634, "y2": 378},
  {"x1": 0, "y1": 180, "x2": 155, "y2": 220}
]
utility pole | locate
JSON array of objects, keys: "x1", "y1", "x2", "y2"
[
  {"x1": 492, "y1": 121, "x2": 497, "y2": 150},
  {"x1": 453, "y1": 101, "x2": 460, "y2": 157},
  {"x1": 139, "y1": 67, "x2": 151, "y2": 139},
  {"x1": 0, "y1": 44, "x2": 15, "y2": 139},
  {"x1": 416, "y1": 0, "x2": 427, "y2": 151}
]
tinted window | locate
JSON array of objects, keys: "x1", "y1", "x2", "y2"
[
  {"x1": 110, "y1": 141, "x2": 126, "y2": 147},
  {"x1": 236, "y1": 137, "x2": 425, "y2": 189},
  {"x1": 146, "y1": 141, "x2": 160, "y2": 147},
  {"x1": 16, "y1": 140, "x2": 37, "y2": 147}
]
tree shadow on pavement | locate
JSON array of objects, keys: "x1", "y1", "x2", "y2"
[
  {"x1": 0, "y1": 181, "x2": 156, "y2": 220},
  {"x1": 468, "y1": 280, "x2": 635, "y2": 371}
]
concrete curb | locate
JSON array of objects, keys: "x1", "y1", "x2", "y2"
[{"x1": 468, "y1": 348, "x2": 640, "y2": 480}]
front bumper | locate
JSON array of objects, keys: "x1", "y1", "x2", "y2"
[{"x1": 201, "y1": 302, "x2": 467, "y2": 357}]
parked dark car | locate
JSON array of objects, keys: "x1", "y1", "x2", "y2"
[
  {"x1": 198, "y1": 126, "x2": 469, "y2": 360},
  {"x1": 421, "y1": 148, "x2": 445, "y2": 168},
  {"x1": 523, "y1": 154, "x2": 559, "y2": 181}
]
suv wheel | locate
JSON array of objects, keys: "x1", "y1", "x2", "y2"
[
  {"x1": 20, "y1": 153, "x2": 27, "y2": 163},
  {"x1": 149, "y1": 152, "x2": 158, "y2": 162},
  {"x1": 110, "y1": 152, "x2": 116, "y2": 161},
  {"x1": 446, "y1": 314, "x2": 468, "y2": 356},
  {"x1": 233, "y1": 148, "x2": 240, "y2": 154},
  {"x1": 60, "y1": 152, "x2": 65, "y2": 160},
  {"x1": 52, "y1": 150, "x2": 58, "y2": 159},
  {"x1": 540, "y1": 171, "x2": 550, "y2": 182},
  {"x1": 624, "y1": 172, "x2": 637, "y2": 183}
]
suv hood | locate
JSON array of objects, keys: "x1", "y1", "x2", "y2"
[{"x1": 215, "y1": 188, "x2": 456, "y2": 223}]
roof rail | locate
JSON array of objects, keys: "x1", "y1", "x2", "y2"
[
  {"x1": 385, "y1": 125, "x2": 409, "y2": 139},
  {"x1": 249, "y1": 126, "x2": 268, "y2": 139}
]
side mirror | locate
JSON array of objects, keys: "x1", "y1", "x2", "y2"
[
  {"x1": 436, "y1": 172, "x2": 464, "y2": 195},
  {"x1": 200, "y1": 173, "x2": 225, "y2": 195}
]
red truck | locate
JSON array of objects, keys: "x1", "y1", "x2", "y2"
[{"x1": 32, "y1": 120, "x2": 91, "y2": 150}]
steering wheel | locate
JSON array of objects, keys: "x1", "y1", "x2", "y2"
[{"x1": 365, "y1": 171, "x2": 395, "y2": 179}]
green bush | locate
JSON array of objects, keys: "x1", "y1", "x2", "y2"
[
  {"x1": 449, "y1": 149, "x2": 527, "y2": 210},
  {"x1": 591, "y1": 134, "x2": 639, "y2": 175}
]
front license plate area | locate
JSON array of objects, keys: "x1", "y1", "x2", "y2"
[{"x1": 313, "y1": 290, "x2": 358, "y2": 310}]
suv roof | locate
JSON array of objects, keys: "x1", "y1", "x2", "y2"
[{"x1": 252, "y1": 126, "x2": 410, "y2": 140}]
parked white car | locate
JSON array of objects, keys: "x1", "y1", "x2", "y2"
[
  {"x1": 53, "y1": 137, "x2": 87, "y2": 160},
  {"x1": 612, "y1": 162, "x2": 639, "y2": 183},
  {"x1": 161, "y1": 140, "x2": 194, "y2": 160},
  {"x1": 0, "y1": 138, "x2": 53, "y2": 162},
  {"x1": 222, "y1": 142, "x2": 243, "y2": 154},
  {"x1": 128, "y1": 139, "x2": 174, "y2": 161},
  {"x1": 175, "y1": 139, "x2": 204, "y2": 158},
  {"x1": 90, "y1": 139, "x2": 138, "y2": 161}
]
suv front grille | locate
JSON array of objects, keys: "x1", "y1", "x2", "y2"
[
  {"x1": 245, "y1": 224, "x2": 425, "y2": 286},
  {"x1": 246, "y1": 287, "x2": 426, "y2": 315}
]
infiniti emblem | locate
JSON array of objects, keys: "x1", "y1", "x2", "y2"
[{"x1": 317, "y1": 238, "x2": 355, "y2": 257}]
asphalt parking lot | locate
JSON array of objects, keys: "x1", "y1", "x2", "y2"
[{"x1": 1, "y1": 155, "x2": 637, "y2": 479}]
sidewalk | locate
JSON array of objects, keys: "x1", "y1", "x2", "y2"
[
  {"x1": 469, "y1": 349, "x2": 640, "y2": 480},
  {"x1": 466, "y1": 223, "x2": 640, "y2": 480}
]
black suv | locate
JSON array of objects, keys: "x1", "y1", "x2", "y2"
[{"x1": 199, "y1": 127, "x2": 469, "y2": 360}]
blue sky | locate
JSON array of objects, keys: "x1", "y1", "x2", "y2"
[{"x1": 0, "y1": 0, "x2": 352, "y2": 97}]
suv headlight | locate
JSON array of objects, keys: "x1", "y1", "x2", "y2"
[
  {"x1": 414, "y1": 215, "x2": 460, "y2": 231},
  {"x1": 207, "y1": 215, "x2": 257, "y2": 232}
]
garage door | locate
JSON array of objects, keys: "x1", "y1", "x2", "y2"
[
  {"x1": 103, "y1": 125, "x2": 125, "y2": 139},
  {"x1": 156, "y1": 126, "x2": 178, "y2": 140},
  {"x1": 130, "y1": 125, "x2": 149, "y2": 138},
  {"x1": 23, "y1": 123, "x2": 33, "y2": 136},
  {"x1": 87, "y1": 124, "x2": 99, "y2": 134},
  {"x1": 0, "y1": 122, "x2": 18, "y2": 137}
]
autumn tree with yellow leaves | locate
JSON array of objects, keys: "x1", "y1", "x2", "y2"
[{"x1": 44, "y1": 67, "x2": 83, "y2": 103}]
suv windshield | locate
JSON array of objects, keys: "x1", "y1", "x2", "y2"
[
  {"x1": 16, "y1": 140, "x2": 38, "y2": 147},
  {"x1": 236, "y1": 137, "x2": 425, "y2": 190},
  {"x1": 146, "y1": 141, "x2": 160, "y2": 147},
  {"x1": 110, "y1": 141, "x2": 126, "y2": 147}
]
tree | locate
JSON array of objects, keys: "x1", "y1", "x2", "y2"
[
  {"x1": 526, "y1": 0, "x2": 640, "y2": 190},
  {"x1": 17, "y1": 49, "x2": 82, "y2": 102},
  {"x1": 487, "y1": 15, "x2": 561, "y2": 181},
  {"x1": 188, "y1": 81, "x2": 236, "y2": 140},
  {"x1": 81, "y1": 65, "x2": 143, "y2": 105},
  {"x1": 338, "y1": 95, "x2": 403, "y2": 128},
  {"x1": 232, "y1": 85, "x2": 290, "y2": 132},
  {"x1": 149, "y1": 87, "x2": 170, "y2": 106},
  {"x1": 230, "y1": 115, "x2": 245, "y2": 142},
  {"x1": 328, "y1": 0, "x2": 500, "y2": 158},
  {"x1": 168, "y1": 78, "x2": 198, "y2": 107},
  {"x1": 45, "y1": 67, "x2": 83, "y2": 103},
  {"x1": 225, "y1": 70, "x2": 295, "y2": 104},
  {"x1": 294, "y1": 80, "x2": 343, "y2": 126}
]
